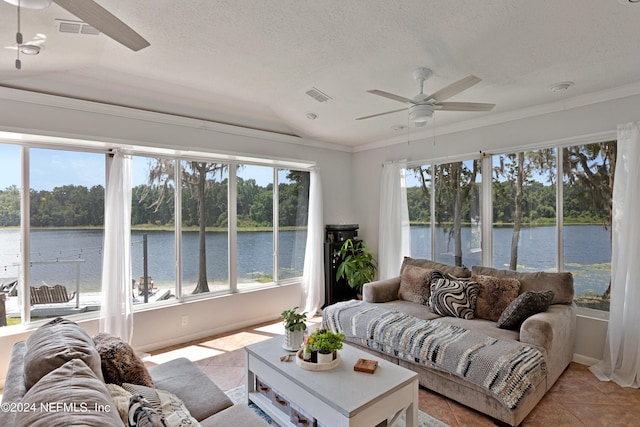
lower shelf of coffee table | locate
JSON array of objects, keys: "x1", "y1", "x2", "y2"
[{"x1": 249, "y1": 391, "x2": 318, "y2": 427}]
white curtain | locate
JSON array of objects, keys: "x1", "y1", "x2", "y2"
[
  {"x1": 589, "y1": 121, "x2": 640, "y2": 388},
  {"x1": 302, "y1": 168, "x2": 325, "y2": 315},
  {"x1": 378, "y1": 160, "x2": 411, "y2": 280},
  {"x1": 99, "y1": 150, "x2": 134, "y2": 343}
]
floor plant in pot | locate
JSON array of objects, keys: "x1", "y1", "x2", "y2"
[
  {"x1": 281, "y1": 306, "x2": 307, "y2": 351},
  {"x1": 335, "y1": 238, "x2": 378, "y2": 297}
]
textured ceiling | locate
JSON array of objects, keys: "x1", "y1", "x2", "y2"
[{"x1": 1, "y1": 0, "x2": 640, "y2": 147}]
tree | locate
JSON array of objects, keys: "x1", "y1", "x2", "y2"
[{"x1": 143, "y1": 159, "x2": 226, "y2": 294}]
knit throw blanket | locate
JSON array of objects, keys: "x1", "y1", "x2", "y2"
[{"x1": 323, "y1": 300, "x2": 547, "y2": 410}]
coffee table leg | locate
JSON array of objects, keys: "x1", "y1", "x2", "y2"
[
  {"x1": 406, "y1": 380, "x2": 419, "y2": 427},
  {"x1": 245, "y1": 351, "x2": 255, "y2": 405}
]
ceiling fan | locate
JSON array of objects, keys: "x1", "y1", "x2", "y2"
[
  {"x1": 4, "y1": 0, "x2": 150, "y2": 62},
  {"x1": 356, "y1": 68, "x2": 495, "y2": 126}
]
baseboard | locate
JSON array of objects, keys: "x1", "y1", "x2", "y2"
[{"x1": 572, "y1": 353, "x2": 600, "y2": 366}]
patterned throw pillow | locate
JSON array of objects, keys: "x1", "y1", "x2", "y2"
[
  {"x1": 497, "y1": 290, "x2": 555, "y2": 330},
  {"x1": 471, "y1": 274, "x2": 521, "y2": 322},
  {"x1": 428, "y1": 271, "x2": 479, "y2": 319},
  {"x1": 398, "y1": 264, "x2": 434, "y2": 304},
  {"x1": 123, "y1": 383, "x2": 201, "y2": 427}
]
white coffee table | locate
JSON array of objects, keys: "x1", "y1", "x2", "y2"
[{"x1": 245, "y1": 336, "x2": 419, "y2": 427}]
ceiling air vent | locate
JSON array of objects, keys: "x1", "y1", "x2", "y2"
[
  {"x1": 305, "y1": 87, "x2": 332, "y2": 103},
  {"x1": 57, "y1": 19, "x2": 101, "y2": 36}
]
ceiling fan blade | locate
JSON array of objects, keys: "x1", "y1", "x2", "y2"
[
  {"x1": 368, "y1": 90, "x2": 416, "y2": 105},
  {"x1": 425, "y1": 75, "x2": 481, "y2": 102},
  {"x1": 53, "y1": 0, "x2": 150, "y2": 51},
  {"x1": 356, "y1": 108, "x2": 407, "y2": 120},
  {"x1": 436, "y1": 102, "x2": 495, "y2": 112}
]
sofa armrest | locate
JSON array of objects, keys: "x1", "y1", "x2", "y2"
[
  {"x1": 519, "y1": 304, "x2": 576, "y2": 387},
  {"x1": 363, "y1": 277, "x2": 401, "y2": 303}
]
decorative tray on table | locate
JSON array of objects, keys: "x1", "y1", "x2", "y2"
[{"x1": 295, "y1": 349, "x2": 341, "y2": 371}]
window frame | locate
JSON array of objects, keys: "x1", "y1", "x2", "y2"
[{"x1": 1, "y1": 139, "x2": 313, "y2": 327}]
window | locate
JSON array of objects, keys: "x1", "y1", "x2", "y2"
[
  {"x1": 0, "y1": 143, "x2": 21, "y2": 326},
  {"x1": 131, "y1": 155, "x2": 177, "y2": 302},
  {"x1": 237, "y1": 165, "x2": 274, "y2": 288},
  {"x1": 407, "y1": 166, "x2": 432, "y2": 259},
  {"x1": 181, "y1": 161, "x2": 229, "y2": 295},
  {"x1": 433, "y1": 160, "x2": 482, "y2": 267},
  {"x1": 277, "y1": 169, "x2": 310, "y2": 281},
  {"x1": 562, "y1": 142, "x2": 615, "y2": 311},
  {"x1": 29, "y1": 148, "x2": 105, "y2": 320},
  {"x1": 492, "y1": 149, "x2": 556, "y2": 272}
]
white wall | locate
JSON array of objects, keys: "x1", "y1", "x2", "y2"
[
  {"x1": 0, "y1": 88, "x2": 356, "y2": 387},
  {"x1": 352, "y1": 93, "x2": 640, "y2": 362}
]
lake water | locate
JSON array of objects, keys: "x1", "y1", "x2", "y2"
[{"x1": 0, "y1": 225, "x2": 611, "y2": 296}]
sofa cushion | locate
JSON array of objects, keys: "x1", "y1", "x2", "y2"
[
  {"x1": 497, "y1": 290, "x2": 555, "y2": 330},
  {"x1": 401, "y1": 256, "x2": 471, "y2": 278},
  {"x1": 398, "y1": 264, "x2": 434, "y2": 304},
  {"x1": 93, "y1": 333, "x2": 155, "y2": 387},
  {"x1": 147, "y1": 357, "x2": 233, "y2": 421},
  {"x1": 471, "y1": 274, "x2": 521, "y2": 322},
  {"x1": 471, "y1": 266, "x2": 573, "y2": 304},
  {"x1": 23, "y1": 317, "x2": 103, "y2": 390},
  {"x1": 428, "y1": 272, "x2": 479, "y2": 319},
  {"x1": 16, "y1": 359, "x2": 123, "y2": 427},
  {"x1": 123, "y1": 383, "x2": 200, "y2": 427}
]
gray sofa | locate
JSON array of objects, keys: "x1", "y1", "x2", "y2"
[
  {"x1": 0, "y1": 318, "x2": 268, "y2": 427},
  {"x1": 323, "y1": 257, "x2": 576, "y2": 426}
]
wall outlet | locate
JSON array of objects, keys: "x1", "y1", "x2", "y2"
[{"x1": 181, "y1": 315, "x2": 189, "y2": 326}]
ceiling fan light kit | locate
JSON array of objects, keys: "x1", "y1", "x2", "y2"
[{"x1": 409, "y1": 104, "x2": 434, "y2": 123}]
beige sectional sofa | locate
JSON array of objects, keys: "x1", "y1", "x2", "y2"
[
  {"x1": 323, "y1": 257, "x2": 576, "y2": 426},
  {"x1": 0, "y1": 317, "x2": 268, "y2": 427}
]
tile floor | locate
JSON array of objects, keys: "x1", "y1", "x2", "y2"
[{"x1": 145, "y1": 317, "x2": 640, "y2": 427}]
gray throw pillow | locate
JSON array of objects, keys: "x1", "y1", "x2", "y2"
[
  {"x1": 398, "y1": 264, "x2": 434, "y2": 304},
  {"x1": 497, "y1": 290, "x2": 555, "y2": 330},
  {"x1": 428, "y1": 271, "x2": 479, "y2": 319},
  {"x1": 16, "y1": 359, "x2": 123, "y2": 427},
  {"x1": 23, "y1": 317, "x2": 103, "y2": 390}
]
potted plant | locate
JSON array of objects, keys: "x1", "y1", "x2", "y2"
[
  {"x1": 281, "y1": 306, "x2": 307, "y2": 351},
  {"x1": 335, "y1": 239, "x2": 378, "y2": 296},
  {"x1": 306, "y1": 328, "x2": 345, "y2": 364}
]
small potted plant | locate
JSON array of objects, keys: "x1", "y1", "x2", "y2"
[
  {"x1": 281, "y1": 306, "x2": 307, "y2": 351},
  {"x1": 307, "y1": 328, "x2": 345, "y2": 364},
  {"x1": 335, "y1": 239, "x2": 378, "y2": 297}
]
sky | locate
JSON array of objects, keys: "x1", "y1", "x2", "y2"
[{"x1": 0, "y1": 144, "x2": 277, "y2": 190}]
